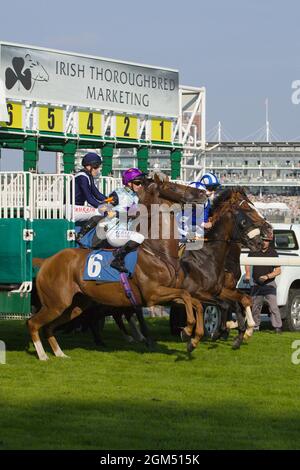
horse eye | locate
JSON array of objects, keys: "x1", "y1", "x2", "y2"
[{"x1": 240, "y1": 219, "x2": 247, "y2": 227}]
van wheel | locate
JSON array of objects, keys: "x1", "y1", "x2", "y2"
[
  {"x1": 204, "y1": 304, "x2": 221, "y2": 337},
  {"x1": 285, "y1": 289, "x2": 300, "y2": 331}
]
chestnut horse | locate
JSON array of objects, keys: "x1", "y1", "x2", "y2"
[
  {"x1": 179, "y1": 187, "x2": 272, "y2": 350},
  {"x1": 28, "y1": 176, "x2": 207, "y2": 360}
]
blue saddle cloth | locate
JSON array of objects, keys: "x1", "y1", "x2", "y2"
[
  {"x1": 83, "y1": 249, "x2": 138, "y2": 282},
  {"x1": 75, "y1": 225, "x2": 96, "y2": 249}
]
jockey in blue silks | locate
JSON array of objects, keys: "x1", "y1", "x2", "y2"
[
  {"x1": 176, "y1": 182, "x2": 206, "y2": 241},
  {"x1": 190, "y1": 173, "x2": 220, "y2": 229}
]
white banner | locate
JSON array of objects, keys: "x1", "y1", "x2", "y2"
[
  {"x1": 0, "y1": 42, "x2": 179, "y2": 118},
  {"x1": 0, "y1": 78, "x2": 8, "y2": 121}
]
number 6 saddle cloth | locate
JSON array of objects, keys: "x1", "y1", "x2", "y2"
[{"x1": 83, "y1": 249, "x2": 138, "y2": 282}]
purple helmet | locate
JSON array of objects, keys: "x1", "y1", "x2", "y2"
[{"x1": 122, "y1": 168, "x2": 146, "y2": 185}]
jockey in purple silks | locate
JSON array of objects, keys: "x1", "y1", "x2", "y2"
[{"x1": 96, "y1": 168, "x2": 147, "y2": 273}]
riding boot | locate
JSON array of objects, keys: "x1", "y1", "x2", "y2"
[
  {"x1": 110, "y1": 240, "x2": 140, "y2": 273},
  {"x1": 76, "y1": 216, "x2": 102, "y2": 244}
]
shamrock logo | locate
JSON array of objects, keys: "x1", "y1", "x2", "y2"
[{"x1": 5, "y1": 57, "x2": 32, "y2": 91}]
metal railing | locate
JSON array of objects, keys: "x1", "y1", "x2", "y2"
[
  {"x1": 0, "y1": 172, "x2": 75, "y2": 221},
  {"x1": 96, "y1": 176, "x2": 122, "y2": 195},
  {"x1": 31, "y1": 174, "x2": 75, "y2": 221},
  {"x1": 0, "y1": 172, "x2": 29, "y2": 219}
]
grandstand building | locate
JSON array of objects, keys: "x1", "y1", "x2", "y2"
[{"x1": 182, "y1": 142, "x2": 300, "y2": 195}]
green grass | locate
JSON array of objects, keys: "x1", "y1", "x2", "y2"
[{"x1": 0, "y1": 318, "x2": 300, "y2": 450}]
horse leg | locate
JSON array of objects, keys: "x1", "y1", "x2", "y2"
[
  {"x1": 113, "y1": 313, "x2": 135, "y2": 343},
  {"x1": 232, "y1": 302, "x2": 246, "y2": 350},
  {"x1": 89, "y1": 314, "x2": 106, "y2": 347},
  {"x1": 219, "y1": 287, "x2": 254, "y2": 337},
  {"x1": 27, "y1": 306, "x2": 62, "y2": 361},
  {"x1": 147, "y1": 287, "x2": 195, "y2": 339},
  {"x1": 43, "y1": 304, "x2": 85, "y2": 357},
  {"x1": 238, "y1": 293, "x2": 255, "y2": 338},
  {"x1": 188, "y1": 298, "x2": 204, "y2": 352},
  {"x1": 135, "y1": 308, "x2": 155, "y2": 348},
  {"x1": 125, "y1": 313, "x2": 146, "y2": 342}
]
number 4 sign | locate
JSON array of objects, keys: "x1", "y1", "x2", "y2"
[{"x1": 78, "y1": 111, "x2": 102, "y2": 136}]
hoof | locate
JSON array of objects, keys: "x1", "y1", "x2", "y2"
[
  {"x1": 181, "y1": 329, "x2": 191, "y2": 343},
  {"x1": 145, "y1": 338, "x2": 156, "y2": 350},
  {"x1": 244, "y1": 328, "x2": 254, "y2": 340},
  {"x1": 211, "y1": 330, "x2": 221, "y2": 342},
  {"x1": 39, "y1": 354, "x2": 49, "y2": 361},
  {"x1": 124, "y1": 335, "x2": 135, "y2": 344},
  {"x1": 187, "y1": 340, "x2": 196, "y2": 353},
  {"x1": 232, "y1": 337, "x2": 242, "y2": 350},
  {"x1": 220, "y1": 328, "x2": 230, "y2": 341}
]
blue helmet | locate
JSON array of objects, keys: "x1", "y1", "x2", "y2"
[
  {"x1": 189, "y1": 181, "x2": 207, "y2": 191},
  {"x1": 200, "y1": 172, "x2": 220, "y2": 189},
  {"x1": 82, "y1": 152, "x2": 103, "y2": 168}
]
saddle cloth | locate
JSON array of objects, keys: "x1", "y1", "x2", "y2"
[{"x1": 83, "y1": 249, "x2": 138, "y2": 282}]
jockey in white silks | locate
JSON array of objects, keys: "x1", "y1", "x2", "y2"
[{"x1": 96, "y1": 168, "x2": 146, "y2": 273}]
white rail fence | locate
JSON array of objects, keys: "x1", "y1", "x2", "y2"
[
  {"x1": 31, "y1": 174, "x2": 74, "y2": 221},
  {"x1": 0, "y1": 172, "x2": 74, "y2": 221},
  {"x1": 240, "y1": 255, "x2": 300, "y2": 267},
  {"x1": 0, "y1": 172, "x2": 29, "y2": 219}
]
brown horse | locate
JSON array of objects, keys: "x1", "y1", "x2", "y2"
[
  {"x1": 28, "y1": 176, "x2": 207, "y2": 360},
  {"x1": 180, "y1": 187, "x2": 272, "y2": 350},
  {"x1": 215, "y1": 203, "x2": 273, "y2": 346}
]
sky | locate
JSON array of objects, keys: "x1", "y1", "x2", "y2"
[{"x1": 1, "y1": 0, "x2": 300, "y2": 169}]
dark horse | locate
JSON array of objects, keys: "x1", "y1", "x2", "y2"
[
  {"x1": 28, "y1": 176, "x2": 207, "y2": 360},
  {"x1": 179, "y1": 187, "x2": 272, "y2": 350}
]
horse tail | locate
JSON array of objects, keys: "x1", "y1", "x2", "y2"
[{"x1": 32, "y1": 257, "x2": 46, "y2": 268}]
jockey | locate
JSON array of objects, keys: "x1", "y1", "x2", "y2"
[
  {"x1": 75, "y1": 152, "x2": 108, "y2": 242},
  {"x1": 96, "y1": 168, "x2": 147, "y2": 273},
  {"x1": 198, "y1": 172, "x2": 221, "y2": 229},
  {"x1": 75, "y1": 152, "x2": 106, "y2": 206},
  {"x1": 188, "y1": 181, "x2": 207, "y2": 235}
]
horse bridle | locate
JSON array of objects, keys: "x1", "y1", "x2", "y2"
[{"x1": 231, "y1": 199, "x2": 261, "y2": 243}]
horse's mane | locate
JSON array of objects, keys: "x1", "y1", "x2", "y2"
[{"x1": 211, "y1": 186, "x2": 250, "y2": 224}]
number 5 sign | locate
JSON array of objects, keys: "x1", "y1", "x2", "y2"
[{"x1": 39, "y1": 106, "x2": 64, "y2": 133}]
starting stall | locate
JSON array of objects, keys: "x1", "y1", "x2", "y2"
[{"x1": 0, "y1": 41, "x2": 205, "y2": 318}]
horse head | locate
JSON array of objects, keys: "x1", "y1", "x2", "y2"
[
  {"x1": 211, "y1": 187, "x2": 272, "y2": 251},
  {"x1": 140, "y1": 173, "x2": 207, "y2": 207}
]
